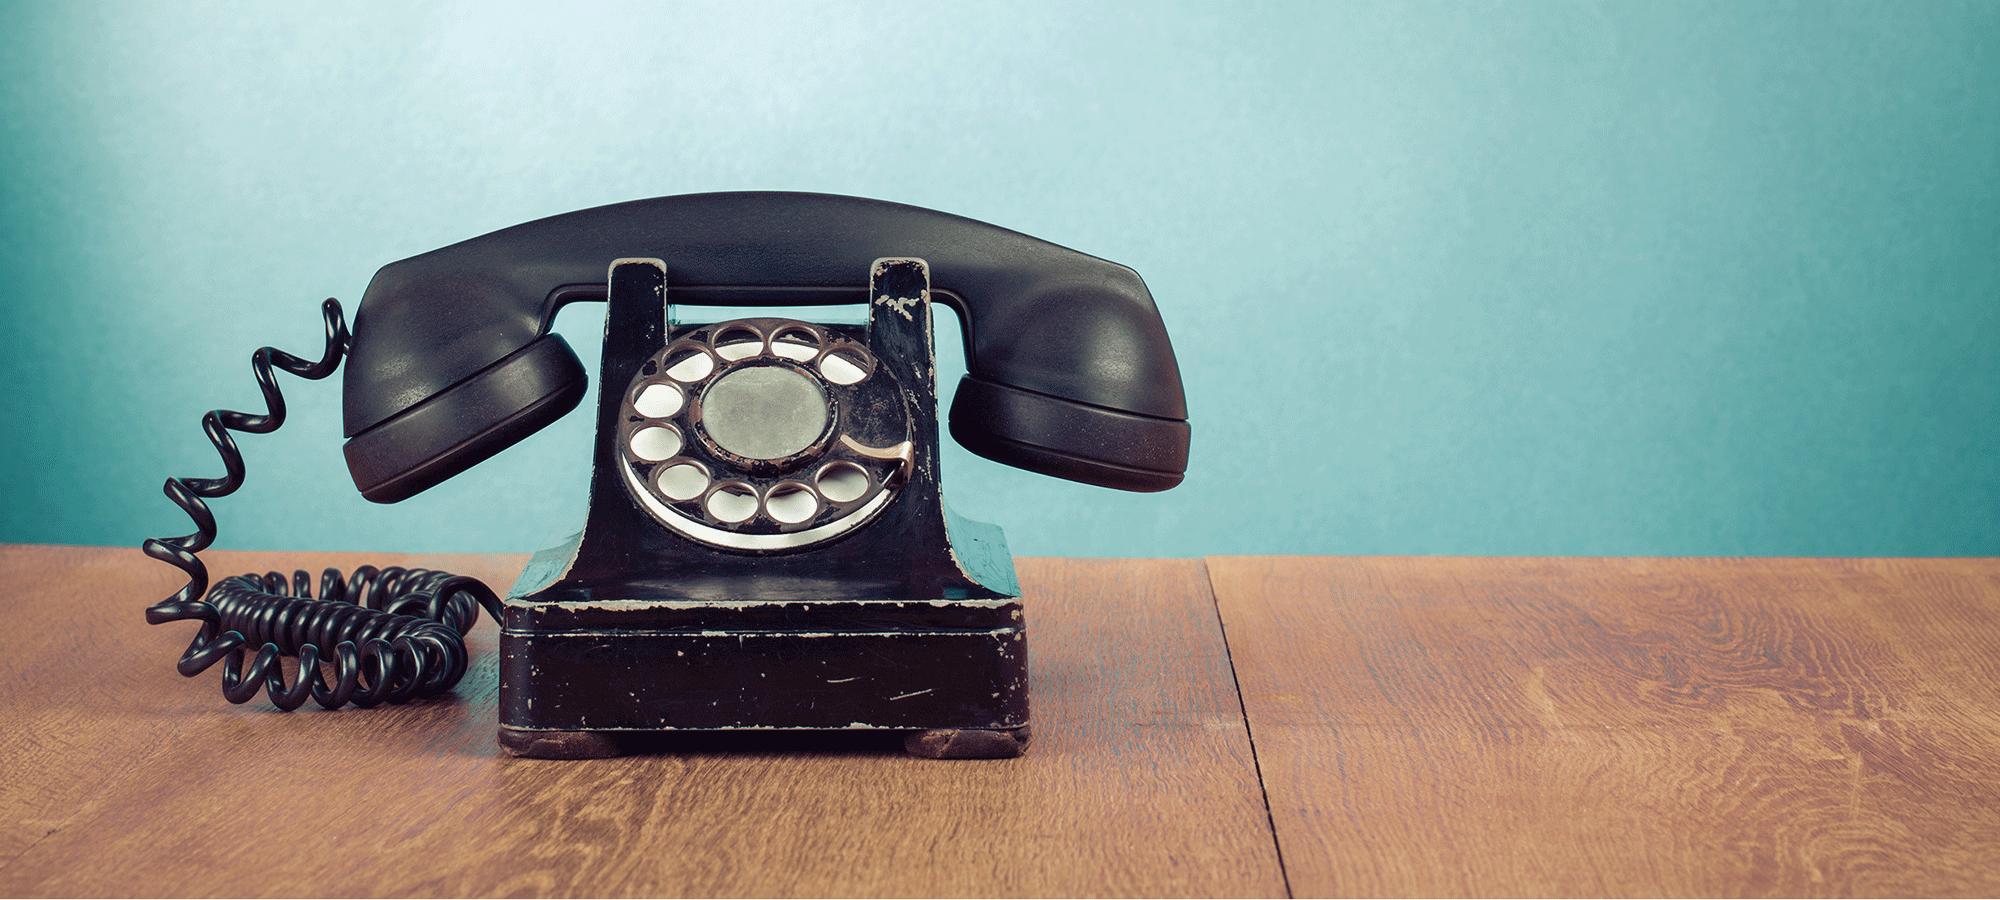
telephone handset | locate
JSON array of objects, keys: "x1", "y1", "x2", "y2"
[
  {"x1": 343, "y1": 191, "x2": 1188, "y2": 504},
  {"x1": 145, "y1": 192, "x2": 1189, "y2": 759}
]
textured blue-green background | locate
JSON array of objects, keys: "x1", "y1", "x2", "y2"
[{"x1": 2, "y1": 1, "x2": 1994, "y2": 557}]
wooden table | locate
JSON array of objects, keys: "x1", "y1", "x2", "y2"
[{"x1": 3, "y1": 545, "x2": 1997, "y2": 897}]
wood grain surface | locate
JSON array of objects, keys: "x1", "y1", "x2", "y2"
[
  {"x1": 1209, "y1": 556, "x2": 2000, "y2": 898},
  {"x1": 11, "y1": 547, "x2": 2000, "y2": 898},
  {"x1": 0, "y1": 546, "x2": 1281, "y2": 898}
]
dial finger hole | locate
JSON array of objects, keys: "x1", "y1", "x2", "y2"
[
  {"x1": 629, "y1": 425, "x2": 683, "y2": 462},
  {"x1": 713, "y1": 325, "x2": 765, "y2": 361},
  {"x1": 764, "y1": 483, "x2": 820, "y2": 524},
  {"x1": 706, "y1": 484, "x2": 759, "y2": 523},
  {"x1": 654, "y1": 463, "x2": 708, "y2": 501},
  {"x1": 818, "y1": 351, "x2": 870, "y2": 385},
  {"x1": 632, "y1": 382, "x2": 684, "y2": 417},
  {"x1": 664, "y1": 349, "x2": 716, "y2": 382},
  {"x1": 771, "y1": 326, "x2": 821, "y2": 361},
  {"x1": 816, "y1": 461, "x2": 870, "y2": 503}
]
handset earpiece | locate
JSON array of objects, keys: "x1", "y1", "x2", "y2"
[
  {"x1": 342, "y1": 334, "x2": 587, "y2": 503},
  {"x1": 941, "y1": 268, "x2": 1190, "y2": 492},
  {"x1": 948, "y1": 377, "x2": 1189, "y2": 492}
]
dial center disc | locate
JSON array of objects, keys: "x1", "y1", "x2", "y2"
[{"x1": 700, "y1": 365, "x2": 830, "y2": 460}]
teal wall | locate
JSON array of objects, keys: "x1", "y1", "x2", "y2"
[{"x1": 3, "y1": 1, "x2": 1995, "y2": 557}]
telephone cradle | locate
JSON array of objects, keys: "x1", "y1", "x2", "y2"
[{"x1": 142, "y1": 193, "x2": 1190, "y2": 760}]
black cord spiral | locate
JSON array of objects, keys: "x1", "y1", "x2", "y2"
[{"x1": 141, "y1": 298, "x2": 502, "y2": 710}]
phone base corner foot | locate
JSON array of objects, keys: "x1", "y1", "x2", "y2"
[
  {"x1": 498, "y1": 726, "x2": 627, "y2": 759},
  {"x1": 903, "y1": 724, "x2": 1030, "y2": 759}
]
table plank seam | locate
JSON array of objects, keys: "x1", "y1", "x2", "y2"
[{"x1": 1202, "y1": 556, "x2": 1295, "y2": 899}]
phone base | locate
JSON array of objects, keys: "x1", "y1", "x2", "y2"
[
  {"x1": 495, "y1": 725, "x2": 1031, "y2": 760},
  {"x1": 495, "y1": 258, "x2": 1031, "y2": 757},
  {"x1": 496, "y1": 606, "x2": 1029, "y2": 732}
]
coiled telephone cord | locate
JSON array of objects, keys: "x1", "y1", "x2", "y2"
[{"x1": 141, "y1": 298, "x2": 502, "y2": 710}]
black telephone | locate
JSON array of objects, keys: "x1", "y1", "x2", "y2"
[{"x1": 144, "y1": 192, "x2": 1189, "y2": 759}]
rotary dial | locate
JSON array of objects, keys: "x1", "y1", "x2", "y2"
[{"x1": 617, "y1": 317, "x2": 912, "y2": 553}]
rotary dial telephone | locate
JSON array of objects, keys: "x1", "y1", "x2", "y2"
[{"x1": 144, "y1": 192, "x2": 1190, "y2": 759}]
